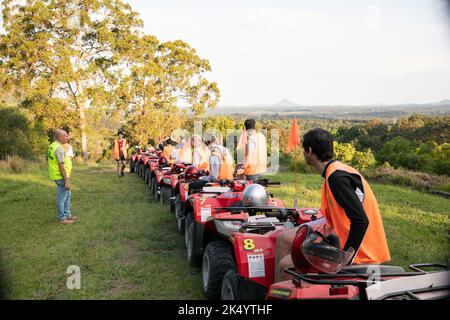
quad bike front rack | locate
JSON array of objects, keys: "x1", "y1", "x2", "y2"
[{"x1": 284, "y1": 263, "x2": 450, "y2": 300}]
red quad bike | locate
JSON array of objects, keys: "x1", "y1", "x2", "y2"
[
  {"x1": 265, "y1": 225, "x2": 450, "y2": 300},
  {"x1": 150, "y1": 158, "x2": 172, "y2": 201},
  {"x1": 158, "y1": 162, "x2": 190, "y2": 210},
  {"x1": 267, "y1": 263, "x2": 450, "y2": 300},
  {"x1": 138, "y1": 152, "x2": 152, "y2": 178},
  {"x1": 143, "y1": 153, "x2": 161, "y2": 185},
  {"x1": 147, "y1": 152, "x2": 164, "y2": 191},
  {"x1": 201, "y1": 206, "x2": 322, "y2": 300},
  {"x1": 132, "y1": 149, "x2": 143, "y2": 174},
  {"x1": 172, "y1": 166, "x2": 209, "y2": 233},
  {"x1": 184, "y1": 179, "x2": 283, "y2": 267},
  {"x1": 130, "y1": 149, "x2": 140, "y2": 173}
]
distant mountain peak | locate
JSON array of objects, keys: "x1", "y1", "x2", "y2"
[{"x1": 274, "y1": 99, "x2": 298, "y2": 107}]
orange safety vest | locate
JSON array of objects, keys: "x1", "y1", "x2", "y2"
[
  {"x1": 321, "y1": 161, "x2": 390, "y2": 264},
  {"x1": 113, "y1": 138, "x2": 128, "y2": 160},
  {"x1": 244, "y1": 131, "x2": 267, "y2": 175},
  {"x1": 163, "y1": 145, "x2": 173, "y2": 160},
  {"x1": 194, "y1": 144, "x2": 210, "y2": 171},
  {"x1": 178, "y1": 144, "x2": 192, "y2": 163},
  {"x1": 212, "y1": 146, "x2": 234, "y2": 180}
]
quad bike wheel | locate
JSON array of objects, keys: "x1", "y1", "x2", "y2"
[
  {"x1": 186, "y1": 212, "x2": 202, "y2": 266},
  {"x1": 202, "y1": 240, "x2": 236, "y2": 300},
  {"x1": 175, "y1": 194, "x2": 185, "y2": 234},
  {"x1": 148, "y1": 173, "x2": 153, "y2": 190},
  {"x1": 160, "y1": 186, "x2": 171, "y2": 206},
  {"x1": 129, "y1": 161, "x2": 135, "y2": 173},
  {"x1": 134, "y1": 162, "x2": 139, "y2": 174},
  {"x1": 221, "y1": 269, "x2": 241, "y2": 300},
  {"x1": 144, "y1": 168, "x2": 150, "y2": 184},
  {"x1": 152, "y1": 178, "x2": 159, "y2": 201},
  {"x1": 184, "y1": 210, "x2": 193, "y2": 248}
]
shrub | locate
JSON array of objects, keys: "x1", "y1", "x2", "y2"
[{"x1": 364, "y1": 166, "x2": 450, "y2": 192}]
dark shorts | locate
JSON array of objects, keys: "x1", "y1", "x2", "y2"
[{"x1": 116, "y1": 152, "x2": 125, "y2": 162}]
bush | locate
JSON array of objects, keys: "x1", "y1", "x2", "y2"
[{"x1": 364, "y1": 166, "x2": 450, "y2": 192}]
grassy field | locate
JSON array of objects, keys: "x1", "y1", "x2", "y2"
[{"x1": 0, "y1": 165, "x2": 449, "y2": 299}]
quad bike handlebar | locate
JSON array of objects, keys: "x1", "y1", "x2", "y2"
[
  {"x1": 255, "y1": 178, "x2": 281, "y2": 187},
  {"x1": 213, "y1": 206, "x2": 299, "y2": 222}
]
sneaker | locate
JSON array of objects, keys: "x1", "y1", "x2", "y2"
[
  {"x1": 58, "y1": 219, "x2": 74, "y2": 225},
  {"x1": 67, "y1": 216, "x2": 78, "y2": 221}
]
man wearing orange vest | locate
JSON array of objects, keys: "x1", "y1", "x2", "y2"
[
  {"x1": 113, "y1": 130, "x2": 129, "y2": 177},
  {"x1": 192, "y1": 134, "x2": 210, "y2": 171},
  {"x1": 187, "y1": 132, "x2": 234, "y2": 194},
  {"x1": 276, "y1": 128, "x2": 390, "y2": 281},
  {"x1": 163, "y1": 138, "x2": 175, "y2": 163},
  {"x1": 241, "y1": 119, "x2": 267, "y2": 181}
]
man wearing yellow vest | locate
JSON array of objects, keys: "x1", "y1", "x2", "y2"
[
  {"x1": 241, "y1": 119, "x2": 267, "y2": 181},
  {"x1": 113, "y1": 130, "x2": 129, "y2": 177},
  {"x1": 48, "y1": 129, "x2": 75, "y2": 225},
  {"x1": 276, "y1": 128, "x2": 390, "y2": 281}
]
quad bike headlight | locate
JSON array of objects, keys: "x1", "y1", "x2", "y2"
[{"x1": 163, "y1": 178, "x2": 172, "y2": 184}]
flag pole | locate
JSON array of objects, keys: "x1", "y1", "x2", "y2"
[
  {"x1": 294, "y1": 143, "x2": 298, "y2": 197},
  {"x1": 294, "y1": 117, "x2": 299, "y2": 208}
]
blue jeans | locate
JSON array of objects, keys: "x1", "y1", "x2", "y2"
[{"x1": 55, "y1": 179, "x2": 71, "y2": 221}]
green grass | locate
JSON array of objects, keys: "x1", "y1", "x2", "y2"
[
  {"x1": 0, "y1": 166, "x2": 203, "y2": 299},
  {"x1": 0, "y1": 166, "x2": 449, "y2": 299}
]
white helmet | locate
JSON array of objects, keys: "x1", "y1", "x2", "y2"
[{"x1": 242, "y1": 184, "x2": 269, "y2": 207}]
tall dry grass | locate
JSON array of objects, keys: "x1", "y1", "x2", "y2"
[{"x1": 0, "y1": 154, "x2": 46, "y2": 174}]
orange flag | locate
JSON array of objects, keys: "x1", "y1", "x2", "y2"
[{"x1": 286, "y1": 117, "x2": 300, "y2": 152}]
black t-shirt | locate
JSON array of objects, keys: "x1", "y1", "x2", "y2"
[{"x1": 322, "y1": 160, "x2": 369, "y2": 253}]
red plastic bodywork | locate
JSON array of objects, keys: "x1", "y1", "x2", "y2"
[
  {"x1": 266, "y1": 280, "x2": 360, "y2": 300},
  {"x1": 224, "y1": 208, "x2": 322, "y2": 289}
]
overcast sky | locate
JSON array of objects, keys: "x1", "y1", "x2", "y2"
[{"x1": 125, "y1": 0, "x2": 450, "y2": 106}]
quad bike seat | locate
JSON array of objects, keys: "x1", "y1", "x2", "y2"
[{"x1": 341, "y1": 265, "x2": 406, "y2": 275}]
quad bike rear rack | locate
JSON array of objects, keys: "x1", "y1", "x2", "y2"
[{"x1": 284, "y1": 263, "x2": 449, "y2": 300}]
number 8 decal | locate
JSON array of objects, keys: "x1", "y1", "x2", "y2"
[{"x1": 243, "y1": 239, "x2": 255, "y2": 251}]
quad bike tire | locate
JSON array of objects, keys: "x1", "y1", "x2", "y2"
[
  {"x1": 151, "y1": 177, "x2": 159, "y2": 201},
  {"x1": 221, "y1": 269, "x2": 241, "y2": 300},
  {"x1": 175, "y1": 194, "x2": 185, "y2": 234},
  {"x1": 160, "y1": 186, "x2": 171, "y2": 206},
  {"x1": 184, "y1": 210, "x2": 193, "y2": 248},
  {"x1": 130, "y1": 161, "x2": 134, "y2": 173},
  {"x1": 144, "y1": 168, "x2": 150, "y2": 184},
  {"x1": 134, "y1": 162, "x2": 139, "y2": 174},
  {"x1": 202, "y1": 240, "x2": 236, "y2": 300},
  {"x1": 186, "y1": 212, "x2": 201, "y2": 266},
  {"x1": 148, "y1": 173, "x2": 153, "y2": 190}
]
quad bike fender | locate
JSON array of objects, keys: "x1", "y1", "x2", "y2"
[
  {"x1": 236, "y1": 275, "x2": 268, "y2": 300},
  {"x1": 231, "y1": 230, "x2": 285, "y2": 289},
  {"x1": 193, "y1": 220, "x2": 205, "y2": 256},
  {"x1": 296, "y1": 208, "x2": 323, "y2": 225},
  {"x1": 179, "y1": 183, "x2": 190, "y2": 201}
]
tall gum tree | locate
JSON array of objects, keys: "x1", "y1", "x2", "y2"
[
  {"x1": 117, "y1": 37, "x2": 220, "y2": 146},
  {"x1": 0, "y1": 0, "x2": 142, "y2": 158}
]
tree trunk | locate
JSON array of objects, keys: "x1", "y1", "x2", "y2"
[{"x1": 79, "y1": 102, "x2": 89, "y2": 159}]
